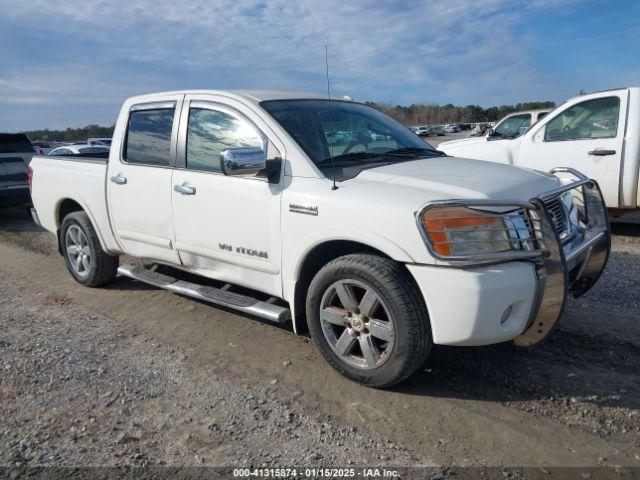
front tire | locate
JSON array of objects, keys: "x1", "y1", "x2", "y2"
[
  {"x1": 306, "y1": 254, "x2": 431, "y2": 388},
  {"x1": 60, "y1": 211, "x2": 118, "y2": 287}
]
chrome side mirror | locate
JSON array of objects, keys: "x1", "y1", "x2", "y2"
[{"x1": 220, "y1": 147, "x2": 266, "y2": 177}]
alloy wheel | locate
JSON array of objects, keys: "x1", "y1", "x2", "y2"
[
  {"x1": 319, "y1": 279, "x2": 395, "y2": 370},
  {"x1": 65, "y1": 225, "x2": 91, "y2": 278}
]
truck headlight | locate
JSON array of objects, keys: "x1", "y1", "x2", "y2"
[{"x1": 420, "y1": 207, "x2": 522, "y2": 256}]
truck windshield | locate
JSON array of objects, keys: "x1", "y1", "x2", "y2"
[{"x1": 260, "y1": 100, "x2": 442, "y2": 173}]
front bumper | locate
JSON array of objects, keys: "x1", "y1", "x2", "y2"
[
  {"x1": 411, "y1": 169, "x2": 610, "y2": 347},
  {"x1": 513, "y1": 173, "x2": 610, "y2": 346}
]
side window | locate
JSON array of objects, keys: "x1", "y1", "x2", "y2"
[
  {"x1": 186, "y1": 107, "x2": 263, "y2": 173},
  {"x1": 545, "y1": 97, "x2": 620, "y2": 141},
  {"x1": 124, "y1": 108, "x2": 175, "y2": 165}
]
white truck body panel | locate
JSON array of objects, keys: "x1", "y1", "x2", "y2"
[
  {"x1": 439, "y1": 87, "x2": 640, "y2": 210},
  {"x1": 29, "y1": 89, "x2": 611, "y2": 350}
]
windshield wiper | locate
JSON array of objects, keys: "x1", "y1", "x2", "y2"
[
  {"x1": 383, "y1": 146, "x2": 446, "y2": 156},
  {"x1": 316, "y1": 151, "x2": 386, "y2": 166}
]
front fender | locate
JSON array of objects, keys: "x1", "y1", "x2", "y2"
[{"x1": 289, "y1": 226, "x2": 416, "y2": 283}]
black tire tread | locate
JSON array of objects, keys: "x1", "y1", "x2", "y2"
[
  {"x1": 61, "y1": 211, "x2": 118, "y2": 287},
  {"x1": 306, "y1": 253, "x2": 431, "y2": 388}
]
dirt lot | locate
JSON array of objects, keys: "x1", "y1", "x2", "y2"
[{"x1": 0, "y1": 207, "x2": 639, "y2": 471}]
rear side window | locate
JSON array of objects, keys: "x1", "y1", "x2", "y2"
[
  {"x1": 0, "y1": 133, "x2": 33, "y2": 153},
  {"x1": 124, "y1": 108, "x2": 175, "y2": 165}
]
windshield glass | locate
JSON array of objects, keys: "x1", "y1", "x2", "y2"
[
  {"x1": 492, "y1": 114, "x2": 531, "y2": 138},
  {"x1": 260, "y1": 100, "x2": 440, "y2": 173}
]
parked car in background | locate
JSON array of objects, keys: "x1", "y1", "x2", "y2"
[
  {"x1": 29, "y1": 90, "x2": 610, "y2": 387},
  {"x1": 444, "y1": 124, "x2": 461, "y2": 133},
  {"x1": 87, "y1": 137, "x2": 112, "y2": 146},
  {"x1": 491, "y1": 109, "x2": 551, "y2": 139},
  {"x1": 439, "y1": 87, "x2": 640, "y2": 213},
  {"x1": 415, "y1": 126, "x2": 431, "y2": 137},
  {"x1": 369, "y1": 131, "x2": 391, "y2": 141},
  {"x1": 31, "y1": 141, "x2": 55, "y2": 156},
  {"x1": 439, "y1": 109, "x2": 551, "y2": 154},
  {"x1": 48, "y1": 145, "x2": 110, "y2": 156},
  {"x1": 470, "y1": 123, "x2": 490, "y2": 137},
  {"x1": 1, "y1": 133, "x2": 34, "y2": 208},
  {"x1": 430, "y1": 125, "x2": 446, "y2": 136}
]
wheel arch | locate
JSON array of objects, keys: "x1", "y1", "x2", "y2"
[
  {"x1": 290, "y1": 239, "x2": 418, "y2": 335},
  {"x1": 55, "y1": 197, "x2": 109, "y2": 254}
]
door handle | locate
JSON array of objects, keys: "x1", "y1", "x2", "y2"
[
  {"x1": 588, "y1": 149, "x2": 616, "y2": 156},
  {"x1": 110, "y1": 175, "x2": 127, "y2": 185},
  {"x1": 174, "y1": 184, "x2": 196, "y2": 195}
]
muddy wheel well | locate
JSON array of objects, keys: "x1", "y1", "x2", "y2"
[{"x1": 293, "y1": 240, "x2": 394, "y2": 334}]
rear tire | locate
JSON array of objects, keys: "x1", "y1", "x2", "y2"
[
  {"x1": 306, "y1": 254, "x2": 431, "y2": 388},
  {"x1": 60, "y1": 211, "x2": 118, "y2": 287}
]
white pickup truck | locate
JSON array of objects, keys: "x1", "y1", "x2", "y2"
[
  {"x1": 29, "y1": 90, "x2": 611, "y2": 387},
  {"x1": 439, "y1": 88, "x2": 640, "y2": 214}
]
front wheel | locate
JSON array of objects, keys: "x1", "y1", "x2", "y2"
[
  {"x1": 60, "y1": 211, "x2": 118, "y2": 287},
  {"x1": 306, "y1": 254, "x2": 431, "y2": 388}
]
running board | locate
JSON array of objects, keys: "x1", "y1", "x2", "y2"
[{"x1": 117, "y1": 264, "x2": 291, "y2": 324}]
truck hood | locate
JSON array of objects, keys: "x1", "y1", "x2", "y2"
[{"x1": 351, "y1": 156, "x2": 557, "y2": 202}]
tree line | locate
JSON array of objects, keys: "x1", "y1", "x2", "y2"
[
  {"x1": 23, "y1": 124, "x2": 115, "y2": 142},
  {"x1": 21, "y1": 100, "x2": 556, "y2": 140},
  {"x1": 366, "y1": 101, "x2": 556, "y2": 125}
]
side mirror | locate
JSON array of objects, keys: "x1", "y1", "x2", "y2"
[
  {"x1": 486, "y1": 128, "x2": 494, "y2": 137},
  {"x1": 220, "y1": 147, "x2": 266, "y2": 177}
]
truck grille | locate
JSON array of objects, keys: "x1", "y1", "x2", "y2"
[{"x1": 543, "y1": 198, "x2": 567, "y2": 236}]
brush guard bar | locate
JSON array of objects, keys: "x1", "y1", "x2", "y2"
[{"x1": 416, "y1": 167, "x2": 611, "y2": 347}]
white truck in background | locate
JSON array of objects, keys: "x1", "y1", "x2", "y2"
[
  {"x1": 439, "y1": 88, "x2": 640, "y2": 215},
  {"x1": 29, "y1": 90, "x2": 610, "y2": 387}
]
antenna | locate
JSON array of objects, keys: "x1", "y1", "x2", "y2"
[{"x1": 324, "y1": 45, "x2": 338, "y2": 191}]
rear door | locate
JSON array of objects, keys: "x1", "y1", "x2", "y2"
[
  {"x1": 106, "y1": 95, "x2": 183, "y2": 263},
  {"x1": 516, "y1": 91, "x2": 628, "y2": 206}
]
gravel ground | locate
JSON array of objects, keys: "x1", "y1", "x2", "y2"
[
  {"x1": 0, "y1": 278, "x2": 425, "y2": 468},
  {"x1": 0, "y1": 207, "x2": 639, "y2": 471}
]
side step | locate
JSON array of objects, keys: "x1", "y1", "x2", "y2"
[{"x1": 117, "y1": 264, "x2": 291, "y2": 324}]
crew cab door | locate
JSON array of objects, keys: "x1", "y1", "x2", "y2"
[
  {"x1": 107, "y1": 96, "x2": 183, "y2": 263},
  {"x1": 516, "y1": 91, "x2": 628, "y2": 207},
  {"x1": 170, "y1": 95, "x2": 284, "y2": 297}
]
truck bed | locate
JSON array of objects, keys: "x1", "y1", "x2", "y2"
[{"x1": 29, "y1": 153, "x2": 120, "y2": 253}]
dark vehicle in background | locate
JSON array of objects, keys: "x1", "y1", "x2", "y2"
[{"x1": 0, "y1": 133, "x2": 34, "y2": 208}]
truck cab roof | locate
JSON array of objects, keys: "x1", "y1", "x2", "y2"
[{"x1": 125, "y1": 90, "x2": 332, "y2": 107}]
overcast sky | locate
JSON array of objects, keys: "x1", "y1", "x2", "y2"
[{"x1": 1, "y1": 0, "x2": 638, "y2": 131}]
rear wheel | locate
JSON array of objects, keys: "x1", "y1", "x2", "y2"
[
  {"x1": 60, "y1": 211, "x2": 118, "y2": 287},
  {"x1": 306, "y1": 254, "x2": 431, "y2": 388}
]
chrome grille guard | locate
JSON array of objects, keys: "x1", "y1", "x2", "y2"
[{"x1": 415, "y1": 167, "x2": 611, "y2": 347}]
